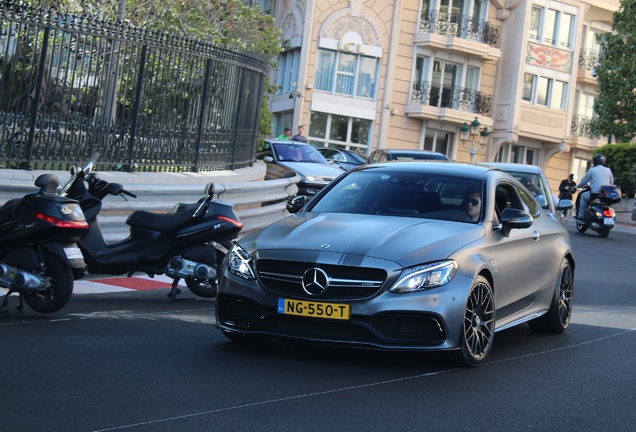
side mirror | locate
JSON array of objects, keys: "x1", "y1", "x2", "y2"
[
  {"x1": 499, "y1": 208, "x2": 533, "y2": 237},
  {"x1": 286, "y1": 195, "x2": 308, "y2": 214},
  {"x1": 555, "y1": 199, "x2": 573, "y2": 211},
  {"x1": 263, "y1": 156, "x2": 274, "y2": 163}
]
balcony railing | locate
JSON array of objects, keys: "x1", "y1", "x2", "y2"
[
  {"x1": 578, "y1": 48, "x2": 602, "y2": 72},
  {"x1": 410, "y1": 81, "x2": 492, "y2": 116},
  {"x1": 571, "y1": 114, "x2": 600, "y2": 139},
  {"x1": 418, "y1": 10, "x2": 500, "y2": 48}
]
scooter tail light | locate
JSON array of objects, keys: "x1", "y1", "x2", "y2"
[
  {"x1": 602, "y1": 208, "x2": 615, "y2": 218},
  {"x1": 217, "y1": 215, "x2": 243, "y2": 229},
  {"x1": 34, "y1": 212, "x2": 89, "y2": 229}
]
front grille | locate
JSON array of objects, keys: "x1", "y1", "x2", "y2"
[
  {"x1": 217, "y1": 296, "x2": 445, "y2": 347},
  {"x1": 256, "y1": 260, "x2": 387, "y2": 300}
]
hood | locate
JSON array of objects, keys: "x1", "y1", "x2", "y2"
[
  {"x1": 241, "y1": 212, "x2": 485, "y2": 268},
  {"x1": 277, "y1": 161, "x2": 344, "y2": 178}
]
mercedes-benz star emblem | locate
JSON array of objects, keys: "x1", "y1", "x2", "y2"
[{"x1": 301, "y1": 267, "x2": 329, "y2": 296}]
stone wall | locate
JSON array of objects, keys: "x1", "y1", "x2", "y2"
[{"x1": 614, "y1": 198, "x2": 636, "y2": 225}]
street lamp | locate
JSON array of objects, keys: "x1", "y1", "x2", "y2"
[{"x1": 459, "y1": 117, "x2": 490, "y2": 161}]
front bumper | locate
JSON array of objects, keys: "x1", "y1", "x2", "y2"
[{"x1": 215, "y1": 269, "x2": 473, "y2": 351}]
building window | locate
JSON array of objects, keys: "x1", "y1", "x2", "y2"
[
  {"x1": 522, "y1": 73, "x2": 567, "y2": 110},
  {"x1": 496, "y1": 143, "x2": 539, "y2": 165},
  {"x1": 527, "y1": 4, "x2": 575, "y2": 49},
  {"x1": 315, "y1": 48, "x2": 379, "y2": 99},
  {"x1": 277, "y1": 48, "x2": 300, "y2": 94},
  {"x1": 424, "y1": 129, "x2": 453, "y2": 158},
  {"x1": 309, "y1": 111, "x2": 372, "y2": 149}
]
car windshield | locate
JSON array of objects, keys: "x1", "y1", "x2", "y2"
[
  {"x1": 273, "y1": 143, "x2": 328, "y2": 163},
  {"x1": 310, "y1": 170, "x2": 483, "y2": 223}
]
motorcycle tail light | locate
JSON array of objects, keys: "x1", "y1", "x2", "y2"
[
  {"x1": 602, "y1": 208, "x2": 615, "y2": 218},
  {"x1": 34, "y1": 212, "x2": 89, "y2": 229},
  {"x1": 218, "y1": 215, "x2": 244, "y2": 229}
]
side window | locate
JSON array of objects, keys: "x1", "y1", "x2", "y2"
[{"x1": 515, "y1": 184, "x2": 541, "y2": 218}]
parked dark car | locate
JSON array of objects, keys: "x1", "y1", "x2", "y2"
[
  {"x1": 316, "y1": 147, "x2": 367, "y2": 171},
  {"x1": 258, "y1": 140, "x2": 344, "y2": 196},
  {"x1": 216, "y1": 161, "x2": 575, "y2": 366},
  {"x1": 368, "y1": 149, "x2": 450, "y2": 163}
]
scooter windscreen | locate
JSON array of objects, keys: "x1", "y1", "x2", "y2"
[{"x1": 60, "y1": 153, "x2": 99, "y2": 195}]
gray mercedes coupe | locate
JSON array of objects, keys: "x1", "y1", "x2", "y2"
[{"x1": 216, "y1": 162, "x2": 575, "y2": 366}]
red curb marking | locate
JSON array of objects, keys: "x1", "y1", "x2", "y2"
[{"x1": 89, "y1": 277, "x2": 173, "y2": 291}]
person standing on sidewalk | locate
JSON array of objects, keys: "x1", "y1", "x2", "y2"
[
  {"x1": 278, "y1": 128, "x2": 292, "y2": 140},
  {"x1": 558, "y1": 173, "x2": 577, "y2": 217},
  {"x1": 292, "y1": 125, "x2": 308, "y2": 143},
  {"x1": 576, "y1": 154, "x2": 614, "y2": 220}
]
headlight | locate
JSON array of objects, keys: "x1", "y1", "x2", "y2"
[
  {"x1": 303, "y1": 175, "x2": 323, "y2": 183},
  {"x1": 389, "y1": 260, "x2": 458, "y2": 293},
  {"x1": 227, "y1": 244, "x2": 256, "y2": 280}
]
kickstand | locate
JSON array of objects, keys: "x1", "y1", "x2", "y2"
[
  {"x1": 0, "y1": 290, "x2": 10, "y2": 313},
  {"x1": 167, "y1": 278, "x2": 196, "y2": 301},
  {"x1": 167, "y1": 278, "x2": 182, "y2": 300},
  {"x1": 1, "y1": 289, "x2": 24, "y2": 313}
]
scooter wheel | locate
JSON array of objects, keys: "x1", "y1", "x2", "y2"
[
  {"x1": 22, "y1": 253, "x2": 73, "y2": 314},
  {"x1": 575, "y1": 221, "x2": 588, "y2": 233},
  {"x1": 598, "y1": 227, "x2": 610, "y2": 238},
  {"x1": 185, "y1": 277, "x2": 217, "y2": 298}
]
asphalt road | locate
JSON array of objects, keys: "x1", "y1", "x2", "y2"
[{"x1": 1, "y1": 225, "x2": 635, "y2": 432}]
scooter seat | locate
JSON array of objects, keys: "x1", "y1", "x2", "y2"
[{"x1": 126, "y1": 208, "x2": 196, "y2": 232}]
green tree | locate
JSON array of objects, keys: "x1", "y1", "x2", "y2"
[
  {"x1": 595, "y1": 143, "x2": 636, "y2": 197},
  {"x1": 593, "y1": 0, "x2": 636, "y2": 143}
]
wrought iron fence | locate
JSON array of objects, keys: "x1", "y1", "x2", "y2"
[
  {"x1": 578, "y1": 48, "x2": 602, "y2": 72},
  {"x1": 418, "y1": 10, "x2": 500, "y2": 48},
  {"x1": 410, "y1": 81, "x2": 492, "y2": 116},
  {"x1": 0, "y1": 3, "x2": 268, "y2": 172},
  {"x1": 571, "y1": 114, "x2": 601, "y2": 139}
]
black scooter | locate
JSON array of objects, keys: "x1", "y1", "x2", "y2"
[
  {"x1": 60, "y1": 155, "x2": 243, "y2": 299},
  {"x1": 575, "y1": 185, "x2": 622, "y2": 238},
  {"x1": 0, "y1": 174, "x2": 87, "y2": 313}
]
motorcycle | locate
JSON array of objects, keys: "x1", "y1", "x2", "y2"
[
  {"x1": 574, "y1": 185, "x2": 622, "y2": 238},
  {"x1": 60, "y1": 155, "x2": 243, "y2": 299},
  {"x1": 0, "y1": 173, "x2": 87, "y2": 313}
]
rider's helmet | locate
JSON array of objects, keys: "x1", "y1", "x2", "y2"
[{"x1": 592, "y1": 154, "x2": 606, "y2": 166}]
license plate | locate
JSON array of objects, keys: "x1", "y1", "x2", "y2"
[
  {"x1": 64, "y1": 247, "x2": 84, "y2": 260},
  {"x1": 604, "y1": 217, "x2": 615, "y2": 226},
  {"x1": 278, "y1": 298, "x2": 350, "y2": 320}
]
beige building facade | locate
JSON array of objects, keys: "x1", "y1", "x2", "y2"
[{"x1": 267, "y1": 0, "x2": 619, "y2": 195}]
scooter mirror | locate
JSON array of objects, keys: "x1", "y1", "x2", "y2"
[{"x1": 205, "y1": 183, "x2": 215, "y2": 196}]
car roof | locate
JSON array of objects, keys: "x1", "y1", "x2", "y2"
[
  {"x1": 376, "y1": 149, "x2": 450, "y2": 160},
  {"x1": 358, "y1": 160, "x2": 498, "y2": 179},
  {"x1": 266, "y1": 139, "x2": 312, "y2": 146},
  {"x1": 479, "y1": 162, "x2": 543, "y2": 174}
]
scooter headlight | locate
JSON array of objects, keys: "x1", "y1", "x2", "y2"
[{"x1": 227, "y1": 244, "x2": 256, "y2": 280}]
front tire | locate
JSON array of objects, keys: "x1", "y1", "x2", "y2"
[
  {"x1": 576, "y1": 221, "x2": 588, "y2": 233},
  {"x1": 22, "y1": 253, "x2": 74, "y2": 314},
  {"x1": 453, "y1": 276, "x2": 495, "y2": 367},
  {"x1": 529, "y1": 258, "x2": 573, "y2": 333}
]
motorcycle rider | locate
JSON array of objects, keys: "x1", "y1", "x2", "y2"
[{"x1": 575, "y1": 154, "x2": 614, "y2": 220}]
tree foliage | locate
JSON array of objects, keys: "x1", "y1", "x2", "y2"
[
  {"x1": 593, "y1": 0, "x2": 636, "y2": 143},
  {"x1": 595, "y1": 143, "x2": 636, "y2": 197}
]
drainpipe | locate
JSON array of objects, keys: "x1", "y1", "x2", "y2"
[
  {"x1": 376, "y1": 0, "x2": 403, "y2": 151},
  {"x1": 295, "y1": 0, "x2": 315, "y2": 129}
]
